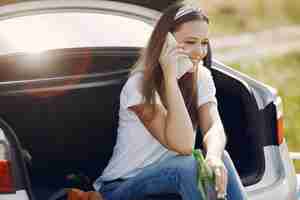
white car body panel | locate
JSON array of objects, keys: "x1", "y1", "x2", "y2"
[{"x1": 245, "y1": 143, "x2": 297, "y2": 200}]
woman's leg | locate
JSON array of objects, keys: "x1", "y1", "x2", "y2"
[
  {"x1": 100, "y1": 155, "x2": 203, "y2": 200},
  {"x1": 222, "y1": 151, "x2": 249, "y2": 200}
]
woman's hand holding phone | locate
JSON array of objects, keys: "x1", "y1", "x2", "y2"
[
  {"x1": 159, "y1": 33, "x2": 194, "y2": 80},
  {"x1": 160, "y1": 44, "x2": 188, "y2": 81}
]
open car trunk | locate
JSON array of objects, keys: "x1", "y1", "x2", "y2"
[{"x1": 0, "y1": 47, "x2": 265, "y2": 199}]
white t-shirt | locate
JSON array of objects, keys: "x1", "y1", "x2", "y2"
[{"x1": 93, "y1": 66, "x2": 217, "y2": 191}]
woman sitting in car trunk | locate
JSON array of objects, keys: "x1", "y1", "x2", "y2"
[{"x1": 94, "y1": 1, "x2": 248, "y2": 200}]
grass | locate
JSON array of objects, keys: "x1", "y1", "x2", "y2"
[{"x1": 229, "y1": 51, "x2": 300, "y2": 173}]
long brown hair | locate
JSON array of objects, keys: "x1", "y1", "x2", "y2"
[{"x1": 131, "y1": 1, "x2": 211, "y2": 130}]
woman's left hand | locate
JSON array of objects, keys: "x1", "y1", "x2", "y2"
[{"x1": 205, "y1": 155, "x2": 228, "y2": 199}]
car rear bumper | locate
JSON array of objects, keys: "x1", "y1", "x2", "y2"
[
  {"x1": 245, "y1": 142, "x2": 298, "y2": 200},
  {"x1": 247, "y1": 173, "x2": 297, "y2": 200}
]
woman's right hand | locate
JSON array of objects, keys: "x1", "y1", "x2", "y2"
[{"x1": 160, "y1": 44, "x2": 190, "y2": 81}]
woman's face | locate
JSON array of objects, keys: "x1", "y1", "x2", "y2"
[{"x1": 174, "y1": 20, "x2": 209, "y2": 66}]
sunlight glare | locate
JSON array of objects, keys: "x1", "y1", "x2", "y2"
[
  {"x1": 1, "y1": 15, "x2": 69, "y2": 53},
  {"x1": 0, "y1": 13, "x2": 153, "y2": 55}
]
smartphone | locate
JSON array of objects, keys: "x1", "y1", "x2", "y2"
[{"x1": 159, "y1": 32, "x2": 194, "y2": 79}]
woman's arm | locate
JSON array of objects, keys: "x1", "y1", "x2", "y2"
[
  {"x1": 197, "y1": 101, "x2": 226, "y2": 158},
  {"x1": 198, "y1": 101, "x2": 228, "y2": 197},
  {"x1": 128, "y1": 46, "x2": 196, "y2": 155},
  {"x1": 129, "y1": 77, "x2": 195, "y2": 155}
]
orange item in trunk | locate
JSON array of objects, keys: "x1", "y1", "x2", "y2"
[{"x1": 67, "y1": 188, "x2": 105, "y2": 200}]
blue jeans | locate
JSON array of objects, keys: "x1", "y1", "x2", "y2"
[{"x1": 98, "y1": 151, "x2": 248, "y2": 200}]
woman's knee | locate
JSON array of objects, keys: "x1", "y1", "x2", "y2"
[{"x1": 167, "y1": 155, "x2": 198, "y2": 177}]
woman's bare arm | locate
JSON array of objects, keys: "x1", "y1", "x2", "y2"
[
  {"x1": 198, "y1": 102, "x2": 228, "y2": 197},
  {"x1": 129, "y1": 78, "x2": 195, "y2": 155},
  {"x1": 197, "y1": 102, "x2": 226, "y2": 158}
]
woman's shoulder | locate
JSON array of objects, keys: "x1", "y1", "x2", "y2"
[
  {"x1": 196, "y1": 65, "x2": 217, "y2": 107},
  {"x1": 197, "y1": 65, "x2": 213, "y2": 79},
  {"x1": 122, "y1": 71, "x2": 144, "y2": 92},
  {"x1": 196, "y1": 65, "x2": 215, "y2": 89},
  {"x1": 120, "y1": 71, "x2": 144, "y2": 109},
  {"x1": 128, "y1": 71, "x2": 144, "y2": 83},
  {"x1": 121, "y1": 72, "x2": 144, "y2": 99}
]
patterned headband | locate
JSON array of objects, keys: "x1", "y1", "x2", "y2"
[{"x1": 174, "y1": 5, "x2": 202, "y2": 21}]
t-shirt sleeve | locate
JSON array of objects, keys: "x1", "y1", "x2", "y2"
[
  {"x1": 197, "y1": 67, "x2": 218, "y2": 107},
  {"x1": 120, "y1": 72, "x2": 144, "y2": 109}
]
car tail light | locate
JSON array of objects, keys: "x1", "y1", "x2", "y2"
[
  {"x1": 0, "y1": 136, "x2": 14, "y2": 193},
  {"x1": 275, "y1": 96, "x2": 284, "y2": 145}
]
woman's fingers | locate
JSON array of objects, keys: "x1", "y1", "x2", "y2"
[
  {"x1": 160, "y1": 46, "x2": 180, "y2": 78},
  {"x1": 161, "y1": 44, "x2": 197, "y2": 79},
  {"x1": 214, "y1": 167, "x2": 222, "y2": 191},
  {"x1": 215, "y1": 166, "x2": 228, "y2": 199},
  {"x1": 206, "y1": 157, "x2": 228, "y2": 198},
  {"x1": 173, "y1": 45, "x2": 190, "y2": 57},
  {"x1": 167, "y1": 46, "x2": 192, "y2": 65}
]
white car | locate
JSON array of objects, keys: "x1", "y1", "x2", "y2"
[{"x1": 0, "y1": 0, "x2": 299, "y2": 199}]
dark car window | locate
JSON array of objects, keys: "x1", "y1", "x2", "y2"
[
  {"x1": 0, "y1": 48, "x2": 141, "y2": 82},
  {"x1": 0, "y1": 12, "x2": 153, "y2": 55}
]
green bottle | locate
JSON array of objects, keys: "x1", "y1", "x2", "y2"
[{"x1": 192, "y1": 149, "x2": 226, "y2": 200}]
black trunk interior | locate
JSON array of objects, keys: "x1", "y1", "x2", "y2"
[{"x1": 0, "y1": 49, "x2": 265, "y2": 199}]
